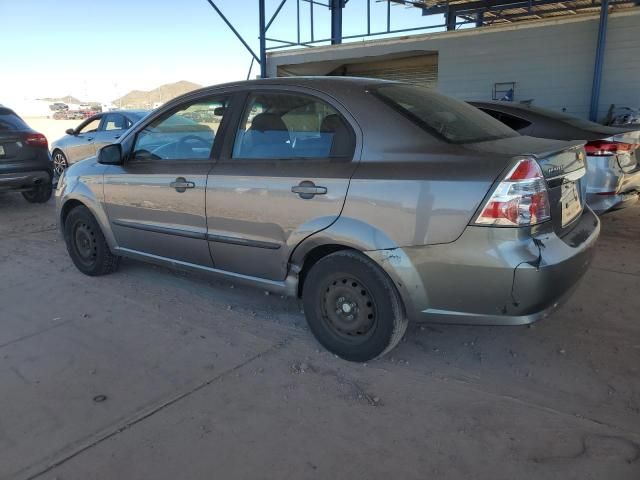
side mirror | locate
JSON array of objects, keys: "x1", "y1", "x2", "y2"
[
  {"x1": 66, "y1": 128, "x2": 76, "y2": 135},
  {"x1": 98, "y1": 144, "x2": 123, "y2": 165},
  {"x1": 214, "y1": 106, "x2": 226, "y2": 116}
]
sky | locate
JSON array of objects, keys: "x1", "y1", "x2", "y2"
[{"x1": 0, "y1": 0, "x2": 445, "y2": 103}]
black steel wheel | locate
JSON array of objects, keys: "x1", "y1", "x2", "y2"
[
  {"x1": 302, "y1": 250, "x2": 408, "y2": 362},
  {"x1": 64, "y1": 205, "x2": 119, "y2": 276}
]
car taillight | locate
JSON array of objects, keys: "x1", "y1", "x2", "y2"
[
  {"x1": 475, "y1": 158, "x2": 550, "y2": 227},
  {"x1": 23, "y1": 132, "x2": 48, "y2": 148},
  {"x1": 584, "y1": 140, "x2": 638, "y2": 156}
]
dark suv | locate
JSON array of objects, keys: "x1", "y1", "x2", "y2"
[{"x1": 0, "y1": 107, "x2": 53, "y2": 203}]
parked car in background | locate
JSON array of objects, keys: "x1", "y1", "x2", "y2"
[
  {"x1": 50, "y1": 110, "x2": 148, "y2": 175},
  {"x1": 57, "y1": 78, "x2": 599, "y2": 361},
  {"x1": 0, "y1": 106, "x2": 53, "y2": 203},
  {"x1": 469, "y1": 101, "x2": 640, "y2": 213}
]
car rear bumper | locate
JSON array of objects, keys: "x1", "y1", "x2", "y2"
[
  {"x1": 0, "y1": 170, "x2": 51, "y2": 192},
  {"x1": 366, "y1": 207, "x2": 600, "y2": 325},
  {"x1": 585, "y1": 157, "x2": 640, "y2": 213}
]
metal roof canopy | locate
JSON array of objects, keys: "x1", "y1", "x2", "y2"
[{"x1": 206, "y1": 0, "x2": 640, "y2": 121}]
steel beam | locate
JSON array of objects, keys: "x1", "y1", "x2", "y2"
[
  {"x1": 205, "y1": 0, "x2": 260, "y2": 62},
  {"x1": 330, "y1": 0, "x2": 344, "y2": 44},
  {"x1": 259, "y1": 0, "x2": 267, "y2": 78},
  {"x1": 446, "y1": 7, "x2": 457, "y2": 30},
  {"x1": 589, "y1": 0, "x2": 609, "y2": 121}
]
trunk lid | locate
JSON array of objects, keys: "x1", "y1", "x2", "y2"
[{"x1": 0, "y1": 131, "x2": 31, "y2": 162}]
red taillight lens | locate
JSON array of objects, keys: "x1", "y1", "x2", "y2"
[
  {"x1": 475, "y1": 158, "x2": 551, "y2": 227},
  {"x1": 23, "y1": 132, "x2": 48, "y2": 148},
  {"x1": 584, "y1": 140, "x2": 638, "y2": 156}
]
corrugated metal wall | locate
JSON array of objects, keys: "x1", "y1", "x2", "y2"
[{"x1": 343, "y1": 55, "x2": 438, "y2": 88}]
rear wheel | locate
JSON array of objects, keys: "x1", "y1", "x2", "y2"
[
  {"x1": 22, "y1": 180, "x2": 52, "y2": 203},
  {"x1": 302, "y1": 250, "x2": 408, "y2": 362},
  {"x1": 64, "y1": 205, "x2": 119, "y2": 276},
  {"x1": 52, "y1": 150, "x2": 68, "y2": 176}
]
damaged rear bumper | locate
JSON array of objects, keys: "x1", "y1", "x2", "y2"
[{"x1": 366, "y1": 207, "x2": 600, "y2": 326}]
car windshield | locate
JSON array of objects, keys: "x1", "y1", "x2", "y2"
[
  {"x1": 372, "y1": 84, "x2": 519, "y2": 144},
  {"x1": 510, "y1": 104, "x2": 630, "y2": 132},
  {"x1": 0, "y1": 108, "x2": 29, "y2": 131}
]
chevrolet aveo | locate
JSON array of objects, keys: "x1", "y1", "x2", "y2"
[{"x1": 56, "y1": 78, "x2": 600, "y2": 362}]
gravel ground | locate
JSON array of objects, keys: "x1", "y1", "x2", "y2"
[{"x1": 0, "y1": 193, "x2": 639, "y2": 480}]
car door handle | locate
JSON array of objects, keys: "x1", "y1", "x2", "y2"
[
  {"x1": 170, "y1": 177, "x2": 196, "y2": 193},
  {"x1": 87, "y1": 137, "x2": 94, "y2": 141},
  {"x1": 114, "y1": 135, "x2": 121, "y2": 139},
  {"x1": 291, "y1": 181, "x2": 327, "y2": 199}
]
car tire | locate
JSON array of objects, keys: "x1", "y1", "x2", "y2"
[
  {"x1": 64, "y1": 205, "x2": 120, "y2": 276},
  {"x1": 302, "y1": 250, "x2": 408, "y2": 362},
  {"x1": 52, "y1": 150, "x2": 68, "y2": 176},
  {"x1": 22, "y1": 180, "x2": 53, "y2": 203}
]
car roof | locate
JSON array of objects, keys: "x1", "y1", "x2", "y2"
[{"x1": 168, "y1": 76, "x2": 394, "y2": 103}]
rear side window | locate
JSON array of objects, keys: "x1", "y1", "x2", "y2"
[
  {"x1": 232, "y1": 92, "x2": 354, "y2": 159},
  {"x1": 372, "y1": 84, "x2": 519, "y2": 144},
  {"x1": 0, "y1": 109, "x2": 29, "y2": 131},
  {"x1": 479, "y1": 108, "x2": 532, "y2": 132}
]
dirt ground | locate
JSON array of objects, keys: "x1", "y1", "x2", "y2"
[{"x1": 0, "y1": 193, "x2": 639, "y2": 480}]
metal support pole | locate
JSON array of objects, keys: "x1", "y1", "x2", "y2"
[
  {"x1": 330, "y1": 0, "x2": 343, "y2": 45},
  {"x1": 446, "y1": 7, "x2": 457, "y2": 30},
  {"x1": 310, "y1": 0, "x2": 315, "y2": 41},
  {"x1": 476, "y1": 11, "x2": 484, "y2": 26},
  {"x1": 367, "y1": 0, "x2": 371, "y2": 35},
  {"x1": 297, "y1": 0, "x2": 301, "y2": 44},
  {"x1": 259, "y1": 0, "x2": 267, "y2": 78},
  {"x1": 589, "y1": 0, "x2": 609, "y2": 122},
  {"x1": 387, "y1": 0, "x2": 391, "y2": 32}
]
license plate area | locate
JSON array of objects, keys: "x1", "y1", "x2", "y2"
[{"x1": 561, "y1": 181, "x2": 582, "y2": 227}]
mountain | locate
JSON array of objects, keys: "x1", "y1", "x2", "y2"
[
  {"x1": 40, "y1": 95, "x2": 83, "y2": 104},
  {"x1": 112, "y1": 80, "x2": 202, "y2": 109}
]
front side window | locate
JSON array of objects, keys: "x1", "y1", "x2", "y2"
[
  {"x1": 79, "y1": 118, "x2": 101, "y2": 134},
  {"x1": 372, "y1": 84, "x2": 519, "y2": 144},
  {"x1": 232, "y1": 92, "x2": 354, "y2": 159},
  {"x1": 132, "y1": 97, "x2": 228, "y2": 161}
]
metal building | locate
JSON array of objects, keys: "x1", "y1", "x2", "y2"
[{"x1": 208, "y1": 0, "x2": 640, "y2": 122}]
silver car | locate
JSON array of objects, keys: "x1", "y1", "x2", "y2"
[
  {"x1": 56, "y1": 78, "x2": 599, "y2": 362},
  {"x1": 50, "y1": 110, "x2": 148, "y2": 175},
  {"x1": 469, "y1": 101, "x2": 640, "y2": 214}
]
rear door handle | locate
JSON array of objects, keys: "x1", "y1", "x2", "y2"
[
  {"x1": 291, "y1": 181, "x2": 327, "y2": 199},
  {"x1": 170, "y1": 177, "x2": 196, "y2": 193}
]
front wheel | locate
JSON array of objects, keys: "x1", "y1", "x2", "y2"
[
  {"x1": 302, "y1": 250, "x2": 408, "y2": 362},
  {"x1": 52, "y1": 150, "x2": 68, "y2": 176},
  {"x1": 64, "y1": 205, "x2": 120, "y2": 276}
]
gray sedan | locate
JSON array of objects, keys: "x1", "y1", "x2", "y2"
[
  {"x1": 50, "y1": 110, "x2": 148, "y2": 175},
  {"x1": 469, "y1": 101, "x2": 640, "y2": 213},
  {"x1": 56, "y1": 78, "x2": 599, "y2": 361}
]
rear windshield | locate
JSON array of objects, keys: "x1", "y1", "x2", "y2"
[
  {"x1": 371, "y1": 84, "x2": 519, "y2": 144},
  {"x1": 0, "y1": 109, "x2": 29, "y2": 131},
  {"x1": 508, "y1": 103, "x2": 632, "y2": 134}
]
